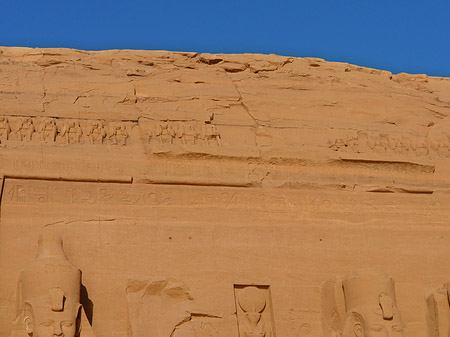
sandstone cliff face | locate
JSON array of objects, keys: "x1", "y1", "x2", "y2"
[{"x1": 0, "y1": 47, "x2": 450, "y2": 337}]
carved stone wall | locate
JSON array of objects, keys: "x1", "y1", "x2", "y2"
[{"x1": 0, "y1": 47, "x2": 450, "y2": 337}]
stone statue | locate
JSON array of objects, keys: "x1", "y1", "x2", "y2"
[
  {"x1": 426, "y1": 282, "x2": 450, "y2": 337},
  {"x1": 322, "y1": 269, "x2": 406, "y2": 337},
  {"x1": 16, "y1": 230, "x2": 82, "y2": 337},
  {"x1": 341, "y1": 269, "x2": 405, "y2": 337}
]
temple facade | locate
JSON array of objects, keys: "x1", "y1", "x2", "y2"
[{"x1": 1, "y1": 47, "x2": 450, "y2": 337}]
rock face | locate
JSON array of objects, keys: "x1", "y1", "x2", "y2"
[{"x1": 0, "y1": 46, "x2": 450, "y2": 337}]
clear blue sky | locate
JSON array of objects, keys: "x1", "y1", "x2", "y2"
[{"x1": 1, "y1": 0, "x2": 449, "y2": 77}]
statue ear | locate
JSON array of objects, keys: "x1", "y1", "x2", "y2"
[
  {"x1": 354, "y1": 321, "x2": 364, "y2": 337},
  {"x1": 23, "y1": 302, "x2": 33, "y2": 335},
  {"x1": 342, "y1": 312, "x2": 364, "y2": 337}
]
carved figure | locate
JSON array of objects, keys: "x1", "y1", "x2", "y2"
[
  {"x1": 59, "y1": 121, "x2": 71, "y2": 144},
  {"x1": 115, "y1": 124, "x2": 128, "y2": 145},
  {"x1": 147, "y1": 121, "x2": 161, "y2": 144},
  {"x1": 86, "y1": 122, "x2": 106, "y2": 144},
  {"x1": 43, "y1": 119, "x2": 57, "y2": 143},
  {"x1": 58, "y1": 120, "x2": 82, "y2": 144},
  {"x1": 16, "y1": 230, "x2": 82, "y2": 337},
  {"x1": 159, "y1": 123, "x2": 174, "y2": 144},
  {"x1": 105, "y1": 123, "x2": 118, "y2": 145},
  {"x1": 34, "y1": 119, "x2": 45, "y2": 142},
  {"x1": 20, "y1": 118, "x2": 35, "y2": 142},
  {"x1": 173, "y1": 123, "x2": 185, "y2": 144},
  {"x1": 94, "y1": 122, "x2": 106, "y2": 144},
  {"x1": 235, "y1": 286, "x2": 275, "y2": 337},
  {"x1": 200, "y1": 124, "x2": 221, "y2": 146},
  {"x1": 238, "y1": 287, "x2": 270, "y2": 337},
  {"x1": 329, "y1": 269, "x2": 406, "y2": 337},
  {"x1": 70, "y1": 121, "x2": 83, "y2": 144},
  {"x1": 183, "y1": 123, "x2": 198, "y2": 145},
  {"x1": 9, "y1": 118, "x2": 23, "y2": 141},
  {"x1": 0, "y1": 116, "x2": 11, "y2": 142}
]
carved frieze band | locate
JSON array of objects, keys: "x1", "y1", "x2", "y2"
[
  {"x1": 0, "y1": 116, "x2": 222, "y2": 146},
  {"x1": 140, "y1": 120, "x2": 222, "y2": 146},
  {"x1": 328, "y1": 131, "x2": 450, "y2": 158},
  {"x1": 0, "y1": 116, "x2": 131, "y2": 145}
]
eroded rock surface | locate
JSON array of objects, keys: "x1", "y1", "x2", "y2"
[{"x1": 0, "y1": 47, "x2": 450, "y2": 337}]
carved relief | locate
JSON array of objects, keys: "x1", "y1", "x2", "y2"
[
  {"x1": 126, "y1": 278, "x2": 194, "y2": 337},
  {"x1": 322, "y1": 269, "x2": 406, "y2": 337},
  {"x1": 14, "y1": 230, "x2": 82, "y2": 337},
  {"x1": 140, "y1": 120, "x2": 222, "y2": 146},
  {"x1": 1, "y1": 116, "x2": 223, "y2": 147},
  {"x1": 39, "y1": 119, "x2": 58, "y2": 143},
  {"x1": 0, "y1": 116, "x2": 11, "y2": 143},
  {"x1": 0, "y1": 116, "x2": 131, "y2": 146},
  {"x1": 328, "y1": 131, "x2": 450, "y2": 158},
  {"x1": 426, "y1": 282, "x2": 450, "y2": 337},
  {"x1": 234, "y1": 285, "x2": 276, "y2": 337}
]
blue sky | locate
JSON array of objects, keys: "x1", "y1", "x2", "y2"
[{"x1": 1, "y1": 0, "x2": 449, "y2": 76}]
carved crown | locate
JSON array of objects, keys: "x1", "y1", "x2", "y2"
[
  {"x1": 342, "y1": 268, "x2": 397, "y2": 312},
  {"x1": 19, "y1": 230, "x2": 81, "y2": 311}
]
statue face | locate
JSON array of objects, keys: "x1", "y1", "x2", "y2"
[
  {"x1": 352, "y1": 308, "x2": 404, "y2": 337},
  {"x1": 362, "y1": 319, "x2": 403, "y2": 337},
  {"x1": 25, "y1": 304, "x2": 80, "y2": 337}
]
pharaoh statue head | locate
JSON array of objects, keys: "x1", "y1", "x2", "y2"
[
  {"x1": 342, "y1": 269, "x2": 405, "y2": 337},
  {"x1": 18, "y1": 230, "x2": 82, "y2": 337}
]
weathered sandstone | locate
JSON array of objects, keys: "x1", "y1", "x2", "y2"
[{"x1": 1, "y1": 47, "x2": 450, "y2": 337}]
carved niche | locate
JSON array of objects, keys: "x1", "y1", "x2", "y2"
[
  {"x1": 234, "y1": 285, "x2": 276, "y2": 337},
  {"x1": 15, "y1": 230, "x2": 82, "y2": 337},
  {"x1": 322, "y1": 268, "x2": 406, "y2": 337}
]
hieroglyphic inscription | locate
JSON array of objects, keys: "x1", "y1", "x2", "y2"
[
  {"x1": 11, "y1": 157, "x2": 127, "y2": 176},
  {"x1": 3, "y1": 178, "x2": 445, "y2": 215},
  {"x1": 0, "y1": 116, "x2": 132, "y2": 145},
  {"x1": 4, "y1": 183, "x2": 162, "y2": 206},
  {"x1": 234, "y1": 285, "x2": 276, "y2": 337},
  {"x1": 328, "y1": 131, "x2": 450, "y2": 158}
]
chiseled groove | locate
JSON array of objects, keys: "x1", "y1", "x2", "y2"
[
  {"x1": 367, "y1": 188, "x2": 434, "y2": 195},
  {"x1": 0, "y1": 175, "x2": 438, "y2": 194},
  {"x1": 3, "y1": 175, "x2": 132, "y2": 184},
  {"x1": 337, "y1": 158, "x2": 435, "y2": 173},
  {"x1": 0, "y1": 177, "x2": 5, "y2": 215}
]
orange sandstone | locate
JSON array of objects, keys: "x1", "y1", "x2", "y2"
[{"x1": 0, "y1": 47, "x2": 450, "y2": 337}]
